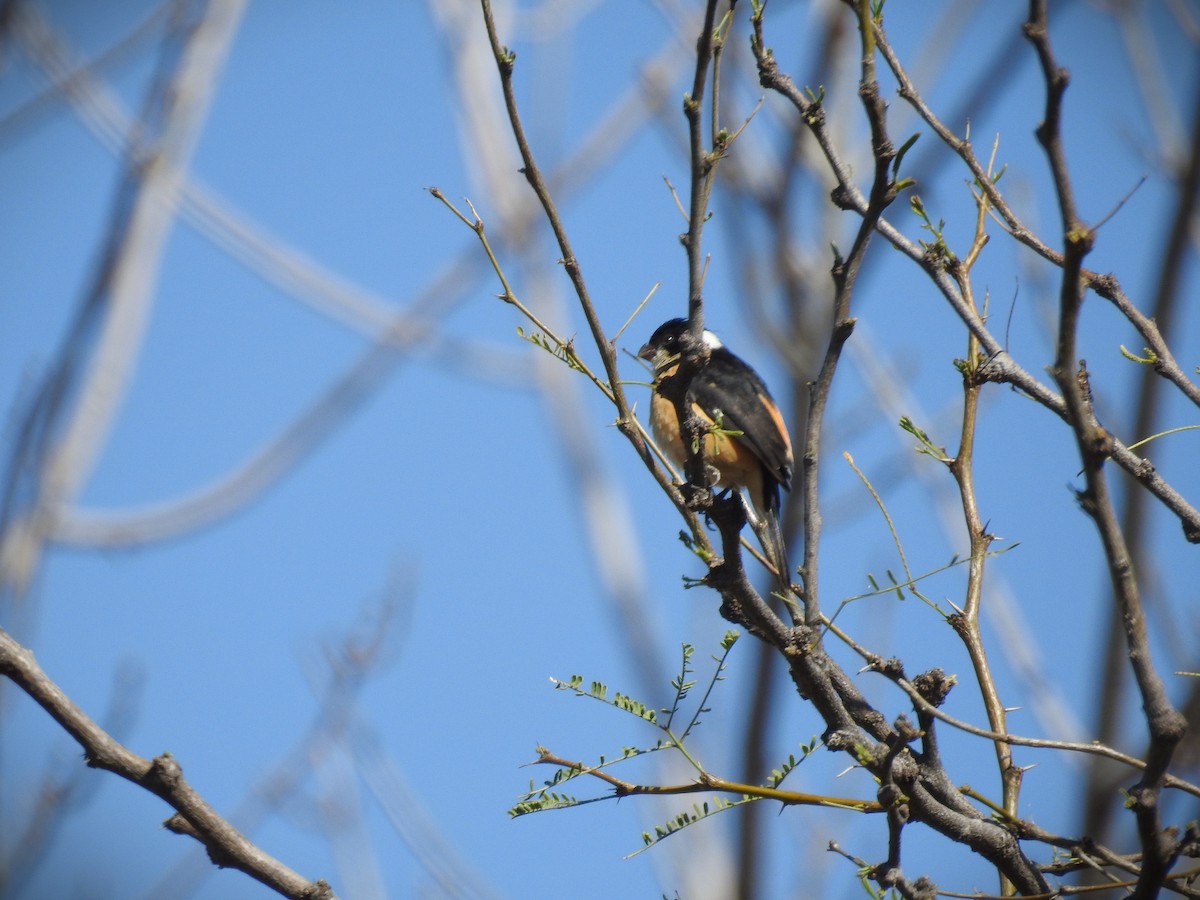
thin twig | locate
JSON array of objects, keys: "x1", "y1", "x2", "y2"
[
  {"x1": 945, "y1": 140, "x2": 1021, "y2": 895},
  {"x1": 529, "y1": 748, "x2": 882, "y2": 812}
]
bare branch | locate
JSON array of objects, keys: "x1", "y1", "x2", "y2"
[{"x1": 0, "y1": 627, "x2": 335, "y2": 900}]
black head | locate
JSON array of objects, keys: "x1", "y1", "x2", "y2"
[
  {"x1": 638, "y1": 318, "x2": 688, "y2": 360},
  {"x1": 637, "y1": 319, "x2": 722, "y2": 371}
]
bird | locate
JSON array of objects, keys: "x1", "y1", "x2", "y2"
[{"x1": 638, "y1": 318, "x2": 793, "y2": 587}]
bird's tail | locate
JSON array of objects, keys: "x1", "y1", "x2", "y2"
[{"x1": 753, "y1": 485, "x2": 792, "y2": 601}]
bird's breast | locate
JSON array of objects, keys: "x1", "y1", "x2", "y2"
[{"x1": 649, "y1": 391, "x2": 762, "y2": 493}]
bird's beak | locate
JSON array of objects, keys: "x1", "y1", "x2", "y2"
[{"x1": 637, "y1": 342, "x2": 677, "y2": 374}]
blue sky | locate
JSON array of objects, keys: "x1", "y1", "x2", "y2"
[{"x1": 3, "y1": 1, "x2": 1199, "y2": 898}]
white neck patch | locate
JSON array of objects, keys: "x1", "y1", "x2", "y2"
[{"x1": 702, "y1": 329, "x2": 723, "y2": 349}]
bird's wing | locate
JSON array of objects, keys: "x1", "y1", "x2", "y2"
[{"x1": 689, "y1": 351, "x2": 792, "y2": 490}]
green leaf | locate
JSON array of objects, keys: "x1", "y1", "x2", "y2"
[
  {"x1": 1119, "y1": 344, "x2": 1157, "y2": 364},
  {"x1": 899, "y1": 415, "x2": 950, "y2": 462},
  {"x1": 891, "y1": 132, "x2": 919, "y2": 179},
  {"x1": 627, "y1": 795, "x2": 756, "y2": 857}
]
